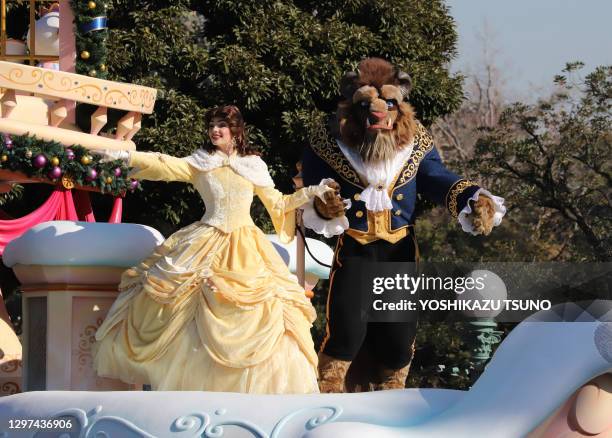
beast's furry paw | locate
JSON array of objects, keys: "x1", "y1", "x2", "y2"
[
  {"x1": 314, "y1": 181, "x2": 345, "y2": 219},
  {"x1": 470, "y1": 195, "x2": 496, "y2": 235}
]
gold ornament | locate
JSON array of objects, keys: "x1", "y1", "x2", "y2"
[
  {"x1": 99, "y1": 64, "x2": 107, "y2": 72},
  {"x1": 87, "y1": 1, "x2": 96, "y2": 9},
  {"x1": 25, "y1": 150, "x2": 32, "y2": 159},
  {"x1": 1, "y1": 155, "x2": 7, "y2": 162},
  {"x1": 62, "y1": 175, "x2": 75, "y2": 190},
  {"x1": 89, "y1": 70, "x2": 97, "y2": 77},
  {"x1": 81, "y1": 155, "x2": 92, "y2": 165},
  {"x1": 51, "y1": 157, "x2": 60, "y2": 166},
  {"x1": 105, "y1": 176, "x2": 113, "y2": 184},
  {"x1": 80, "y1": 50, "x2": 90, "y2": 60}
]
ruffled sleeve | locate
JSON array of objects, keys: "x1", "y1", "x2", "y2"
[
  {"x1": 254, "y1": 164, "x2": 333, "y2": 244},
  {"x1": 255, "y1": 185, "x2": 311, "y2": 244},
  {"x1": 301, "y1": 179, "x2": 350, "y2": 238},
  {"x1": 129, "y1": 151, "x2": 195, "y2": 183}
]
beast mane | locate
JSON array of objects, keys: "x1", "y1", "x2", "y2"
[{"x1": 336, "y1": 58, "x2": 417, "y2": 159}]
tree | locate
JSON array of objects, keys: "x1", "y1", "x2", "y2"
[
  {"x1": 2, "y1": 0, "x2": 469, "y2": 389},
  {"x1": 472, "y1": 62, "x2": 611, "y2": 262},
  {"x1": 102, "y1": 0, "x2": 463, "y2": 231}
]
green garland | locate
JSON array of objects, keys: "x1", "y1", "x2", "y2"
[
  {"x1": 71, "y1": 0, "x2": 109, "y2": 79},
  {"x1": 0, "y1": 134, "x2": 138, "y2": 196}
]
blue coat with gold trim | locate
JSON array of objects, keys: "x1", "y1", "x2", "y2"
[{"x1": 302, "y1": 118, "x2": 480, "y2": 242}]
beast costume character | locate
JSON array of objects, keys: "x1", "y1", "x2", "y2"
[{"x1": 301, "y1": 58, "x2": 506, "y2": 393}]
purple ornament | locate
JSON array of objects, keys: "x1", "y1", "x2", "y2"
[
  {"x1": 129, "y1": 179, "x2": 139, "y2": 191},
  {"x1": 48, "y1": 166, "x2": 62, "y2": 179},
  {"x1": 5, "y1": 140, "x2": 12, "y2": 150},
  {"x1": 85, "y1": 168, "x2": 98, "y2": 182},
  {"x1": 33, "y1": 154, "x2": 47, "y2": 169},
  {"x1": 66, "y1": 149, "x2": 75, "y2": 160},
  {"x1": 114, "y1": 167, "x2": 122, "y2": 177}
]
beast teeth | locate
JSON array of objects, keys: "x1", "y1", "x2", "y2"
[{"x1": 366, "y1": 118, "x2": 371, "y2": 128}]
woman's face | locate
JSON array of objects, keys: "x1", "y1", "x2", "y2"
[{"x1": 208, "y1": 117, "x2": 233, "y2": 148}]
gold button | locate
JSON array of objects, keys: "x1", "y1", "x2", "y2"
[
  {"x1": 355, "y1": 211, "x2": 364, "y2": 218},
  {"x1": 353, "y1": 193, "x2": 361, "y2": 201},
  {"x1": 396, "y1": 193, "x2": 404, "y2": 200},
  {"x1": 394, "y1": 209, "x2": 402, "y2": 216}
]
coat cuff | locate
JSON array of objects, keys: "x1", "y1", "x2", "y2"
[{"x1": 458, "y1": 188, "x2": 506, "y2": 235}]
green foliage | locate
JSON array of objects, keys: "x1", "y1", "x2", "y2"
[
  {"x1": 71, "y1": 0, "x2": 110, "y2": 79},
  {"x1": 471, "y1": 63, "x2": 611, "y2": 261},
  {"x1": 0, "y1": 184, "x2": 23, "y2": 207},
  {"x1": 102, "y1": 0, "x2": 462, "y2": 229},
  {"x1": 0, "y1": 135, "x2": 135, "y2": 196}
]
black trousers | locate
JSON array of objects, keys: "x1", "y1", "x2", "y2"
[{"x1": 320, "y1": 232, "x2": 418, "y2": 369}]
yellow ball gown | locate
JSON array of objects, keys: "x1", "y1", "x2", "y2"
[{"x1": 94, "y1": 149, "x2": 320, "y2": 393}]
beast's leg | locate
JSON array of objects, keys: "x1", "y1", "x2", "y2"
[
  {"x1": 318, "y1": 235, "x2": 369, "y2": 393},
  {"x1": 368, "y1": 321, "x2": 417, "y2": 391},
  {"x1": 318, "y1": 352, "x2": 352, "y2": 393},
  {"x1": 372, "y1": 342, "x2": 415, "y2": 391}
]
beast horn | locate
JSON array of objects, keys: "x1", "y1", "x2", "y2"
[
  {"x1": 397, "y1": 71, "x2": 412, "y2": 100},
  {"x1": 340, "y1": 71, "x2": 359, "y2": 100}
]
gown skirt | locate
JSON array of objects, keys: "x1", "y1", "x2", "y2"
[{"x1": 93, "y1": 221, "x2": 319, "y2": 393}]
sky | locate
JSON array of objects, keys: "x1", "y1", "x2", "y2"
[{"x1": 445, "y1": 0, "x2": 612, "y2": 99}]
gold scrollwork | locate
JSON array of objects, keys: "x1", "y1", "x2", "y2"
[
  {"x1": 308, "y1": 119, "x2": 363, "y2": 187},
  {"x1": 0, "y1": 67, "x2": 42, "y2": 85},
  {"x1": 447, "y1": 179, "x2": 479, "y2": 218},
  {"x1": 0, "y1": 62, "x2": 156, "y2": 112},
  {"x1": 77, "y1": 317, "x2": 104, "y2": 369},
  {"x1": 1, "y1": 381, "x2": 20, "y2": 395},
  {"x1": 0, "y1": 359, "x2": 22, "y2": 373},
  {"x1": 395, "y1": 121, "x2": 435, "y2": 187}
]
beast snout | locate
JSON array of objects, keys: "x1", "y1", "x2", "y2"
[{"x1": 366, "y1": 111, "x2": 393, "y2": 131}]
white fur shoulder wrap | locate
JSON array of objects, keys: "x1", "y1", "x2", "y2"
[{"x1": 183, "y1": 149, "x2": 274, "y2": 187}]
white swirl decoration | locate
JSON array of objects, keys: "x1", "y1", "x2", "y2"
[
  {"x1": 173, "y1": 413, "x2": 210, "y2": 435},
  {"x1": 33, "y1": 405, "x2": 157, "y2": 438},
  {"x1": 204, "y1": 420, "x2": 268, "y2": 437},
  {"x1": 271, "y1": 406, "x2": 343, "y2": 437},
  {"x1": 23, "y1": 404, "x2": 343, "y2": 438}
]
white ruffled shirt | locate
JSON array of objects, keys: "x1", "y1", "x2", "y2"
[
  {"x1": 336, "y1": 139, "x2": 414, "y2": 212},
  {"x1": 302, "y1": 141, "x2": 506, "y2": 236}
]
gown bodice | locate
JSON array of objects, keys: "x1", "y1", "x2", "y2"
[
  {"x1": 126, "y1": 149, "x2": 314, "y2": 243},
  {"x1": 194, "y1": 166, "x2": 256, "y2": 232}
]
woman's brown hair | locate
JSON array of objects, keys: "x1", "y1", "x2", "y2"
[{"x1": 203, "y1": 105, "x2": 260, "y2": 156}]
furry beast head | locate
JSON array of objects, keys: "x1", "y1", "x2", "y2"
[{"x1": 337, "y1": 58, "x2": 417, "y2": 163}]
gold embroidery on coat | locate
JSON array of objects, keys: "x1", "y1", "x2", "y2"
[{"x1": 447, "y1": 179, "x2": 478, "y2": 218}]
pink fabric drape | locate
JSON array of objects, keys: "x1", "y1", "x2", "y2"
[
  {"x1": 0, "y1": 187, "x2": 78, "y2": 255},
  {"x1": 108, "y1": 197, "x2": 123, "y2": 224}
]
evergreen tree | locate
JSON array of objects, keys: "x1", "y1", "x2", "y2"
[{"x1": 103, "y1": 0, "x2": 463, "y2": 231}]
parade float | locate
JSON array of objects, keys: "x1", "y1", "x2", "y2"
[{"x1": 0, "y1": 2, "x2": 610, "y2": 437}]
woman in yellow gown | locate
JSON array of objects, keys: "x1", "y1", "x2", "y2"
[{"x1": 93, "y1": 105, "x2": 336, "y2": 393}]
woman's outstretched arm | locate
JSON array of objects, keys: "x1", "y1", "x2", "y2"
[{"x1": 98, "y1": 150, "x2": 195, "y2": 183}]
